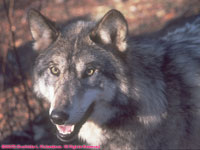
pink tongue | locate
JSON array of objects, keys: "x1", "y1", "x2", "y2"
[{"x1": 59, "y1": 125, "x2": 72, "y2": 133}]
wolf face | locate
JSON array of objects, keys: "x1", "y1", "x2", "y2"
[{"x1": 28, "y1": 9, "x2": 132, "y2": 143}]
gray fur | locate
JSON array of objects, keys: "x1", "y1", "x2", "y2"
[{"x1": 28, "y1": 9, "x2": 200, "y2": 149}]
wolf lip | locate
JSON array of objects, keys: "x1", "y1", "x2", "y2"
[{"x1": 56, "y1": 102, "x2": 95, "y2": 143}]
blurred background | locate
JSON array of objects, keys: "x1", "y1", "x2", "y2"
[{"x1": 1, "y1": 0, "x2": 200, "y2": 145}]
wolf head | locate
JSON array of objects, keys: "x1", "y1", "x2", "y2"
[{"x1": 28, "y1": 9, "x2": 134, "y2": 143}]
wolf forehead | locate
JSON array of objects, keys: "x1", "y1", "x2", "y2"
[
  {"x1": 34, "y1": 21, "x2": 94, "y2": 59},
  {"x1": 49, "y1": 21, "x2": 95, "y2": 51},
  {"x1": 62, "y1": 21, "x2": 94, "y2": 39}
]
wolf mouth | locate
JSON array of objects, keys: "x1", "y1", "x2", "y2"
[{"x1": 56, "y1": 102, "x2": 95, "y2": 142}]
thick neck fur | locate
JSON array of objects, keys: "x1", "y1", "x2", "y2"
[{"x1": 100, "y1": 40, "x2": 168, "y2": 149}]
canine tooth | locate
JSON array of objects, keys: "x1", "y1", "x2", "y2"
[{"x1": 71, "y1": 125, "x2": 75, "y2": 132}]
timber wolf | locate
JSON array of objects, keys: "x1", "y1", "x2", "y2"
[{"x1": 28, "y1": 9, "x2": 200, "y2": 149}]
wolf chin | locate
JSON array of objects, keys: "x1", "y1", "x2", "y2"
[{"x1": 28, "y1": 9, "x2": 200, "y2": 149}]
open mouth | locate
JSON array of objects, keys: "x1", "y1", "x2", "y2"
[
  {"x1": 56, "y1": 102, "x2": 95, "y2": 142},
  {"x1": 56, "y1": 124, "x2": 79, "y2": 142}
]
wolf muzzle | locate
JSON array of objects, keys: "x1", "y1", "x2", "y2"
[{"x1": 49, "y1": 102, "x2": 95, "y2": 142}]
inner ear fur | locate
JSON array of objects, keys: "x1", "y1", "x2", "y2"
[
  {"x1": 90, "y1": 9, "x2": 128, "y2": 52},
  {"x1": 28, "y1": 9, "x2": 59, "y2": 51}
]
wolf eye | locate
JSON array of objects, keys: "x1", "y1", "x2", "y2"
[
  {"x1": 85, "y1": 68, "x2": 95, "y2": 77},
  {"x1": 50, "y1": 66, "x2": 60, "y2": 76}
]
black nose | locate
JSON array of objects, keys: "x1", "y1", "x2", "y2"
[{"x1": 50, "y1": 110, "x2": 69, "y2": 125}]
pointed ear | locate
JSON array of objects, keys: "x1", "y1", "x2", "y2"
[
  {"x1": 28, "y1": 9, "x2": 59, "y2": 51},
  {"x1": 90, "y1": 9, "x2": 128, "y2": 52}
]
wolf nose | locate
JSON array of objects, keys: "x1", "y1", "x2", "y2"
[{"x1": 50, "y1": 110, "x2": 69, "y2": 125}]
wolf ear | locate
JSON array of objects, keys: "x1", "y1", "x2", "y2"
[
  {"x1": 28, "y1": 9, "x2": 59, "y2": 51},
  {"x1": 90, "y1": 9, "x2": 128, "y2": 52}
]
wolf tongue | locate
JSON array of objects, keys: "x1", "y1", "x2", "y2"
[{"x1": 59, "y1": 125, "x2": 73, "y2": 133}]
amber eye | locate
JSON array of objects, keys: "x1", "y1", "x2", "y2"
[
  {"x1": 85, "y1": 68, "x2": 95, "y2": 76},
  {"x1": 50, "y1": 66, "x2": 60, "y2": 76}
]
